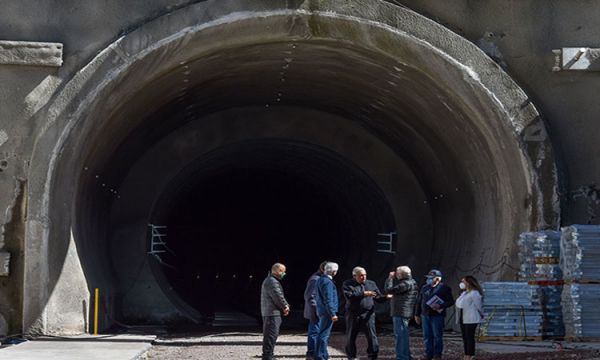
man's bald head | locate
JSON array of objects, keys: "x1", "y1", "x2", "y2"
[{"x1": 271, "y1": 263, "x2": 287, "y2": 279}]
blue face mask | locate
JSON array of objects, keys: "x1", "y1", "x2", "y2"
[
  {"x1": 426, "y1": 277, "x2": 433, "y2": 286},
  {"x1": 279, "y1": 272, "x2": 286, "y2": 279}
]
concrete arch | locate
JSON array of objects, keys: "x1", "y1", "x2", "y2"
[{"x1": 24, "y1": 0, "x2": 559, "y2": 333}]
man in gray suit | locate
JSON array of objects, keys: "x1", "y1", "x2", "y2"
[{"x1": 261, "y1": 263, "x2": 290, "y2": 360}]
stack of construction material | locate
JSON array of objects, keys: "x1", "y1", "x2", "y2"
[
  {"x1": 481, "y1": 282, "x2": 564, "y2": 338},
  {"x1": 560, "y1": 225, "x2": 600, "y2": 281},
  {"x1": 561, "y1": 284, "x2": 600, "y2": 338},
  {"x1": 512, "y1": 230, "x2": 565, "y2": 338},
  {"x1": 518, "y1": 231, "x2": 562, "y2": 281},
  {"x1": 560, "y1": 224, "x2": 600, "y2": 338}
]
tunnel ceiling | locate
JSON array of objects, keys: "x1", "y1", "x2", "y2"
[{"x1": 94, "y1": 39, "x2": 491, "y2": 202}]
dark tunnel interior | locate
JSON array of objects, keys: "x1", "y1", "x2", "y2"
[{"x1": 148, "y1": 140, "x2": 396, "y2": 322}]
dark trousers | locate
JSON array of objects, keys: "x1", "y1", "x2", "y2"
[
  {"x1": 345, "y1": 311, "x2": 379, "y2": 359},
  {"x1": 262, "y1": 315, "x2": 282, "y2": 359},
  {"x1": 460, "y1": 323, "x2": 477, "y2": 356}
]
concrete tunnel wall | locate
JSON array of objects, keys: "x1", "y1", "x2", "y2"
[{"x1": 16, "y1": 0, "x2": 559, "y2": 333}]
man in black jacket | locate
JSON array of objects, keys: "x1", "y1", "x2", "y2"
[
  {"x1": 385, "y1": 265, "x2": 418, "y2": 360},
  {"x1": 414, "y1": 269, "x2": 454, "y2": 360},
  {"x1": 342, "y1": 266, "x2": 391, "y2": 360},
  {"x1": 261, "y1": 263, "x2": 290, "y2": 360}
]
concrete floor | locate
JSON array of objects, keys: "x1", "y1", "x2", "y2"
[
  {"x1": 0, "y1": 335, "x2": 155, "y2": 360},
  {"x1": 3, "y1": 331, "x2": 600, "y2": 359}
]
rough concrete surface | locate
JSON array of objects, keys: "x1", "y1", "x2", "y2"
[
  {"x1": 0, "y1": 0, "x2": 600, "y2": 339},
  {"x1": 0, "y1": 334, "x2": 155, "y2": 360},
  {"x1": 13, "y1": 0, "x2": 556, "y2": 333},
  {"x1": 0, "y1": 41, "x2": 63, "y2": 67}
]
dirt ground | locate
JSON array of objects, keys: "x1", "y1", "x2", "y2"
[{"x1": 145, "y1": 331, "x2": 600, "y2": 359}]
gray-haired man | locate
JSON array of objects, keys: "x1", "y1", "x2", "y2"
[
  {"x1": 342, "y1": 266, "x2": 391, "y2": 360},
  {"x1": 315, "y1": 262, "x2": 340, "y2": 360},
  {"x1": 385, "y1": 266, "x2": 418, "y2": 360},
  {"x1": 261, "y1": 263, "x2": 290, "y2": 360}
]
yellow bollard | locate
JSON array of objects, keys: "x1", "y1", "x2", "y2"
[{"x1": 94, "y1": 288, "x2": 99, "y2": 335}]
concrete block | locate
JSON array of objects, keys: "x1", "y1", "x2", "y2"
[
  {"x1": 0, "y1": 251, "x2": 10, "y2": 276},
  {"x1": 0, "y1": 40, "x2": 63, "y2": 67}
]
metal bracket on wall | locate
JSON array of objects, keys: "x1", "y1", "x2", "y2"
[
  {"x1": 148, "y1": 224, "x2": 176, "y2": 269},
  {"x1": 0, "y1": 40, "x2": 63, "y2": 67},
  {"x1": 553, "y1": 47, "x2": 600, "y2": 72},
  {"x1": 377, "y1": 231, "x2": 396, "y2": 254}
]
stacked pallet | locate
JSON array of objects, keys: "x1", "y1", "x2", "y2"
[
  {"x1": 560, "y1": 225, "x2": 600, "y2": 281},
  {"x1": 518, "y1": 231, "x2": 562, "y2": 281},
  {"x1": 516, "y1": 231, "x2": 565, "y2": 337},
  {"x1": 561, "y1": 284, "x2": 600, "y2": 338},
  {"x1": 480, "y1": 282, "x2": 563, "y2": 338},
  {"x1": 560, "y1": 225, "x2": 600, "y2": 338}
]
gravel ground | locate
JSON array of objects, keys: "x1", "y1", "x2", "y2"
[{"x1": 145, "y1": 331, "x2": 600, "y2": 359}]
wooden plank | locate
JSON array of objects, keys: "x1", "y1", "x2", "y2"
[
  {"x1": 564, "y1": 279, "x2": 600, "y2": 284},
  {"x1": 527, "y1": 280, "x2": 564, "y2": 285}
]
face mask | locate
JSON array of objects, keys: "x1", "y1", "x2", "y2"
[
  {"x1": 459, "y1": 282, "x2": 466, "y2": 290},
  {"x1": 279, "y1": 272, "x2": 286, "y2": 279},
  {"x1": 426, "y1": 278, "x2": 433, "y2": 285}
]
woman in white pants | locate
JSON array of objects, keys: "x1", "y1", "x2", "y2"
[{"x1": 455, "y1": 276, "x2": 483, "y2": 360}]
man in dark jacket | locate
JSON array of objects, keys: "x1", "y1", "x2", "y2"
[
  {"x1": 414, "y1": 269, "x2": 454, "y2": 360},
  {"x1": 315, "y1": 262, "x2": 339, "y2": 360},
  {"x1": 303, "y1": 261, "x2": 328, "y2": 360},
  {"x1": 342, "y1": 266, "x2": 391, "y2": 360},
  {"x1": 261, "y1": 263, "x2": 290, "y2": 360},
  {"x1": 385, "y1": 265, "x2": 418, "y2": 360}
]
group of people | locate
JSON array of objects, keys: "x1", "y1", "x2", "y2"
[{"x1": 260, "y1": 262, "x2": 484, "y2": 360}]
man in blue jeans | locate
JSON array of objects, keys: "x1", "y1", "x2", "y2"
[
  {"x1": 303, "y1": 261, "x2": 328, "y2": 360},
  {"x1": 315, "y1": 262, "x2": 339, "y2": 360},
  {"x1": 385, "y1": 266, "x2": 418, "y2": 360},
  {"x1": 414, "y1": 269, "x2": 454, "y2": 360}
]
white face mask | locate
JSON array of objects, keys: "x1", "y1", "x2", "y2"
[{"x1": 459, "y1": 282, "x2": 466, "y2": 290}]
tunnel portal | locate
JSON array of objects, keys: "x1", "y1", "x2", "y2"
[{"x1": 29, "y1": 1, "x2": 559, "y2": 330}]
